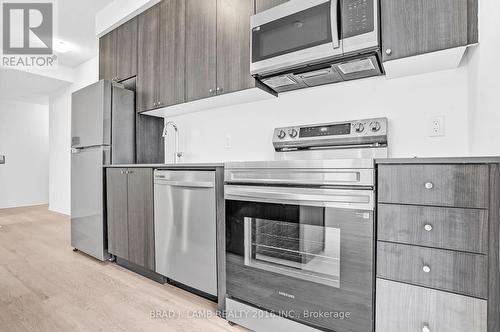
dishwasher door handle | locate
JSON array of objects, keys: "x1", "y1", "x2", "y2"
[{"x1": 154, "y1": 180, "x2": 215, "y2": 188}]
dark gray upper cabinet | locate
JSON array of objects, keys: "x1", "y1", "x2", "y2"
[
  {"x1": 381, "y1": 0, "x2": 478, "y2": 61},
  {"x1": 126, "y1": 168, "x2": 155, "y2": 271},
  {"x1": 106, "y1": 168, "x2": 155, "y2": 271},
  {"x1": 116, "y1": 17, "x2": 138, "y2": 82},
  {"x1": 110, "y1": 0, "x2": 263, "y2": 112},
  {"x1": 255, "y1": 0, "x2": 288, "y2": 13},
  {"x1": 185, "y1": 0, "x2": 217, "y2": 102},
  {"x1": 106, "y1": 168, "x2": 129, "y2": 259},
  {"x1": 217, "y1": 0, "x2": 255, "y2": 95},
  {"x1": 137, "y1": 4, "x2": 160, "y2": 112},
  {"x1": 159, "y1": 0, "x2": 186, "y2": 107},
  {"x1": 138, "y1": 0, "x2": 186, "y2": 112},
  {"x1": 99, "y1": 18, "x2": 138, "y2": 82},
  {"x1": 99, "y1": 31, "x2": 116, "y2": 81}
]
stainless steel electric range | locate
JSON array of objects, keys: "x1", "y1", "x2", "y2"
[{"x1": 224, "y1": 118, "x2": 388, "y2": 332}]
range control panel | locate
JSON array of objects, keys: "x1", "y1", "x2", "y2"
[{"x1": 273, "y1": 118, "x2": 388, "y2": 150}]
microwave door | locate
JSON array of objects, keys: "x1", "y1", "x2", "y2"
[{"x1": 250, "y1": 0, "x2": 342, "y2": 75}]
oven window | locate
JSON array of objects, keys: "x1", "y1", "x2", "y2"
[
  {"x1": 226, "y1": 201, "x2": 340, "y2": 288},
  {"x1": 252, "y1": 2, "x2": 332, "y2": 63}
]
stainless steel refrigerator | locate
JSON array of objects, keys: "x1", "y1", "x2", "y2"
[{"x1": 71, "y1": 80, "x2": 135, "y2": 261}]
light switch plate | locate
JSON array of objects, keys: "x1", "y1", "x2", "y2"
[{"x1": 0, "y1": 155, "x2": 5, "y2": 164}]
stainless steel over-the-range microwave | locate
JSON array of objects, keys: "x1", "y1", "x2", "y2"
[{"x1": 250, "y1": 0, "x2": 381, "y2": 92}]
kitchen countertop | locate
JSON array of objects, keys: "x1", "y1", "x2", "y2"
[
  {"x1": 104, "y1": 163, "x2": 224, "y2": 168},
  {"x1": 376, "y1": 156, "x2": 500, "y2": 164},
  {"x1": 105, "y1": 157, "x2": 500, "y2": 169}
]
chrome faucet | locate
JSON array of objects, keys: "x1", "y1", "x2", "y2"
[{"x1": 162, "y1": 121, "x2": 183, "y2": 164}]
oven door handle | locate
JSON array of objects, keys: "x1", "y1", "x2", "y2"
[
  {"x1": 225, "y1": 185, "x2": 374, "y2": 210},
  {"x1": 331, "y1": 0, "x2": 340, "y2": 49}
]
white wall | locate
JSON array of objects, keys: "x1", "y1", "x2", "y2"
[
  {"x1": 0, "y1": 100, "x2": 49, "y2": 209},
  {"x1": 467, "y1": 0, "x2": 500, "y2": 156},
  {"x1": 96, "y1": 0, "x2": 159, "y2": 36},
  {"x1": 165, "y1": 66, "x2": 469, "y2": 163},
  {"x1": 162, "y1": 1, "x2": 498, "y2": 162},
  {"x1": 48, "y1": 57, "x2": 99, "y2": 215}
]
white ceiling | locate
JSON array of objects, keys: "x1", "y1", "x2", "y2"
[
  {"x1": 0, "y1": 0, "x2": 112, "y2": 106},
  {"x1": 0, "y1": 69, "x2": 71, "y2": 105},
  {"x1": 55, "y1": 0, "x2": 113, "y2": 67}
]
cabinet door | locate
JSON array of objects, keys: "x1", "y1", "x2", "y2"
[
  {"x1": 158, "y1": 0, "x2": 186, "y2": 107},
  {"x1": 126, "y1": 168, "x2": 155, "y2": 270},
  {"x1": 137, "y1": 4, "x2": 160, "y2": 112},
  {"x1": 116, "y1": 17, "x2": 138, "y2": 81},
  {"x1": 106, "y1": 168, "x2": 129, "y2": 259},
  {"x1": 255, "y1": 0, "x2": 288, "y2": 13},
  {"x1": 216, "y1": 0, "x2": 255, "y2": 95},
  {"x1": 381, "y1": 0, "x2": 468, "y2": 61},
  {"x1": 376, "y1": 279, "x2": 487, "y2": 332},
  {"x1": 185, "y1": 0, "x2": 217, "y2": 101},
  {"x1": 99, "y1": 31, "x2": 117, "y2": 81}
]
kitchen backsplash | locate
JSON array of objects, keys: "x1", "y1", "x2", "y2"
[{"x1": 164, "y1": 66, "x2": 470, "y2": 163}]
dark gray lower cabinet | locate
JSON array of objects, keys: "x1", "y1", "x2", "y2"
[
  {"x1": 106, "y1": 168, "x2": 129, "y2": 259},
  {"x1": 106, "y1": 168, "x2": 155, "y2": 271},
  {"x1": 127, "y1": 168, "x2": 155, "y2": 270},
  {"x1": 376, "y1": 161, "x2": 499, "y2": 332}
]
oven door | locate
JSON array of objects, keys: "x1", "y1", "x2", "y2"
[
  {"x1": 250, "y1": 0, "x2": 342, "y2": 76},
  {"x1": 225, "y1": 185, "x2": 374, "y2": 332}
]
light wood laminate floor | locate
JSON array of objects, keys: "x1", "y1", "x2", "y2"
[{"x1": 0, "y1": 205, "x2": 247, "y2": 332}]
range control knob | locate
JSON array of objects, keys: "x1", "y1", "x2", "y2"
[
  {"x1": 353, "y1": 123, "x2": 365, "y2": 133},
  {"x1": 277, "y1": 130, "x2": 287, "y2": 139},
  {"x1": 369, "y1": 121, "x2": 381, "y2": 132},
  {"x1": 289, "y1": 129, "x2": 298, "y2": 138}
]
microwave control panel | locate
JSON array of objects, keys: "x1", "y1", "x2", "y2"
[{"x1": 342, "y1": 0, "x2": 375, "y2": 39}]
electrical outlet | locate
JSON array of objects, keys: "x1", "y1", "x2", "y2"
[
  {"x1": 224, "y1": 134, "x2": 232, "y2": 149},
  {"x1": 429, "y1": 116, "x2": 445, "y2": 137}
]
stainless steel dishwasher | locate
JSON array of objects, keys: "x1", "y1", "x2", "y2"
[{"x1": 153, "y1": 170, "x2": 217, "y2": 296}]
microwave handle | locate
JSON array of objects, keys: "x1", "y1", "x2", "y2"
[{"x1": 331, "y1": 0, "x2": 340, "y2": 49}]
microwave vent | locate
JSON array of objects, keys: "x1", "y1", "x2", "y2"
[
  {"x1": 262, "y1": 75, "x2": 297, "y2": 88},
  {"x1": 337, "y1": 58, "x2": 376, "y2": 74}
]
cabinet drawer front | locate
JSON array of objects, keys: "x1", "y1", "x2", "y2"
[
  {"x1": 378, "y1": 164, "x2": 489, "y2": 208},
  {"x1": 376, "y1": 279, "x2": 487, "y2": 332},
  {"x1": 378, "y1": 204, "x2": 488, "y2": 254},
  {"x1": 377, "y1": 242, "x2": 488, "y2": 298}
]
